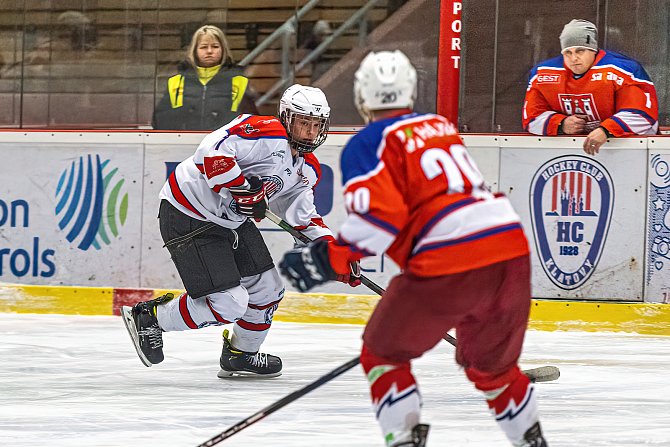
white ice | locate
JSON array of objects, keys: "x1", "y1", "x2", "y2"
[{"x1": 1, "y1": 313, "x2": 669, "y2": 447}]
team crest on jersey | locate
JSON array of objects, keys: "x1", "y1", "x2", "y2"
[
  {"x1": 530, "y1": 155, "x2": 614, "y2": 290},
  {"x1": 242, "y1": 123, "x2": 259, "y2": 134},
  {"x1": 262, "y1": 175, "x2": 284, "y2": 198},
  {"x1": 558, "y1": 93, "x2": 601, "y2": 123}
]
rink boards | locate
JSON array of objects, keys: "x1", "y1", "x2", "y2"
[
  {"x1": 1, "y1": 283, "x2": 669, "y2": 335},
  {"x1": 1, "y1": 130, "x2": 670, "y2": 313}
]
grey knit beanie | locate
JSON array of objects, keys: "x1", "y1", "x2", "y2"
[{"x1": 560, "y1": 19, "x2": 598, "y2": 52}]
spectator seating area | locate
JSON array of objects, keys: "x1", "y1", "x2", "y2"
[{"x1": 0, "y1": 0, "x2": 391, "y2": 128}]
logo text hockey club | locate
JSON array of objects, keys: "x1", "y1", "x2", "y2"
[{"x1": 530, "y1": 155, "x2": 614, "y2": 290}]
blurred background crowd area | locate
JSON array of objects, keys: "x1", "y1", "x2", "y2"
[{"x1": 1, "y1": 0, "x2": 668, "y2": 131}]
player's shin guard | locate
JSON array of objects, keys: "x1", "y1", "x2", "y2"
[
  {"x1": 155, "y1": 287, "x2": 248, "y2": 331},
  {"x1": 360, "y1": 345, "x2": 423, "y2": 447},
  {"x1": 232, "y1": 270, "x2": 285, "y2": 352},
  {"x1": 467, "y1": 365, "x2": 548, "y2": 447}
]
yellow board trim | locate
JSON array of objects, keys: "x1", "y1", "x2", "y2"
[
  {"x1": 528, "y1": 299, "x2": 670, "y2": 335},
  {"x1": 1, "y1": 285, "x2": 668, "y2": 335},
  {"x1": 0, "y1": 284, "x2": 113, "y2": 316}
]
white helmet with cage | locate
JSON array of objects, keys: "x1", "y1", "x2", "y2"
[
  {"x1": 353, "y1": 50, "x2": 417, "y2": 122},
  {"x1": 279, "y1": 84, "x2": 331, "y2": 153}
]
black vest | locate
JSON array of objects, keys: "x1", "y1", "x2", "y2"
[{"x1": 153, "y1": 63, "x2": 249, "y2": 130}]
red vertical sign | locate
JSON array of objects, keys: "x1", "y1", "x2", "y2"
[{"x1": 437, "y1": 1, "x2": 462, "y2": 124}]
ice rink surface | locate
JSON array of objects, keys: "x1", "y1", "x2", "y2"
[{"x1": 1, "y1": 313, "x2": 669, "y2": 447}]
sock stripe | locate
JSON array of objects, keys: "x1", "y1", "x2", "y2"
[{"x1": 236, "y1": 319, "x2": 271, "y2": 331}]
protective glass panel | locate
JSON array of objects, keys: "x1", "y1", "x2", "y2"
[{"x1": 461, "y1": 0, "x2": 668, "y2": 133}]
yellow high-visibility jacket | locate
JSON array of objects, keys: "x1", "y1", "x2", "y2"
[{"x1": 153, "y1": 62, "x2": 256, "y2": 130}]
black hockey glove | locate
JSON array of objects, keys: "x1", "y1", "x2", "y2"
[
  {"x1": 229, "y1": 175, "x2": 268, "y2": 221},
  {"x1": 279, "y1": 239, "x2": 337, "y2": 292}
]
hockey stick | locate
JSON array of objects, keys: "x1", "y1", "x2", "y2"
[
  {"x1": 266, "y1": 210, "x2": 559, "y2": 383},
  {"x1": 197, "y1": 356, "x2": 361, "y2": 446},
  {"x1": 194, "y1": 215, "x2": 558, "y2": 446},
  {"x1": 265, "y1": 210, "x2": 384, "y2": 295}
]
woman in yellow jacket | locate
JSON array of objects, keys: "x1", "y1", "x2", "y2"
[{"x1": 153, "y1": 25, "x2": 258, "y2": 130}]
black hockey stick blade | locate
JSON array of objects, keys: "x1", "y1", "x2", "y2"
[{"x1": 197, "y1": 356, "x2": 361, "y2": 446}]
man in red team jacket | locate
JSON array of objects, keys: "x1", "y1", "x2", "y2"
[
  {"x1": 522, "y1": 19, "x2": 658, "y2": 155},
  {"x1": 280, "y1": 51, "x2": 548, "y2": 447}
]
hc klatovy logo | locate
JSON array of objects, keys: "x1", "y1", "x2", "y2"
[
  {"x1": 530, "y1": 155, "x2": 614, "y2": 290},
  {"x1": 55, "y1": 154, "x2": 128, "y2": 251}
]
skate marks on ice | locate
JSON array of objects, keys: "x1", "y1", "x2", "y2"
[{"x1": 0, "y1": 314, "x2": 669, "y2": 446}]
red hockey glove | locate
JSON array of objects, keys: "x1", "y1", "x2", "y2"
[{"x1": 229, "y1": 175, "x2": 268, "y2": 221}]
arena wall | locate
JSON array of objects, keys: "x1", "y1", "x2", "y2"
[{"x1": 1, "y1": 131, "x2": 669, "y2": 326}]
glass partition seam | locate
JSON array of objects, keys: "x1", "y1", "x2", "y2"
[
  {"x1": 490, "y1": 0, "x2": 499, "y2": 132},
  {"x1": 19, "y1": 0, "x2": 27, "y2": 128}
]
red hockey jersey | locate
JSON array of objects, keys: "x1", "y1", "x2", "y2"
[
  {"x1": 522, "y1": 50, "x2": 658, "y2": 137},
  {"x1": 337, "y1": 113, "x2": 529, "y2": 277}
]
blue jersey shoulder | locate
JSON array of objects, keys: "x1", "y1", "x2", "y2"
[
  {"x1": 340, "y1": 113, "x2": 418, "y2": 186},
  {"x1": 529, "y1": 54, "x2": 565, "y2": 79},
  {"x1": 597, "y1": 50, "x2": 651, "y2": 81}
]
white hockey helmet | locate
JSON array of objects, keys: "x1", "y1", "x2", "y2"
[
  {"x1": 279, "y1": 84, "x2": 331, "y2": 153},
  {"x1": 354, "y1": 50, "x2": 417, "y2": 122}
]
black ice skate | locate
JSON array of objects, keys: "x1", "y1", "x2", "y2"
[
  {"x1": 121, "y1": 293, "x2": 174, "y2": 367},
  {"x1": 520, "y1": 422, "x2": 548, "y2": 447},
  {"x1": 217, "y1": 329, "x2": 282, "y2": 378},
  {"x1": 391, "y1": 424, "x2": 430, "y2": 447}
]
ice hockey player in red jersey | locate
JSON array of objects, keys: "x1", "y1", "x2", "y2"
[
  {"x1": 523, "y1": 19, "x2": 658, "y2": 155},
  {"x1": 279, "y1": 51, "x2": 548, "y2": 446},
  {"x1": 122, "y1": 84, "x2": 360, "y2": 378}
]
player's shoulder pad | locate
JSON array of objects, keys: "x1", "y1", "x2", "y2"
[
  {"x1": 301, "y1": 152, "x2": 322, "y2": 186},
  {"x1": 341, "y1": 120, "x2": 387, "y2": 186},
  {"x1": 228, "y1": 115, "x2": 288, "y2": 140},
  {"x1": 341, "y1": 114, "x2": 425, "y2": 186},
  {"x1": 529, "y1": 55, "x2": 565, "y2": 81},
  {"x1": 596, "y1": 50, "x2": 652, "y2": 81}
]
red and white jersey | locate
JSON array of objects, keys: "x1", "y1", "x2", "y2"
[
  {"x1": 337, "y1": 112, "x2": 529, "y2": 277},
  {"x1": 523, "y1": 50, "x2": 658, "y2": 136},
  {"x1": 159, "y1": 114, "x2": 331, "y2": 240}
]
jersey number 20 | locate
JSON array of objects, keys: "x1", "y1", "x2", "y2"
[{"x1": 420, "y1": 144, "x2": 484, "y2": 193}]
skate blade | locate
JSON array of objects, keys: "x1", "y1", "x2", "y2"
[
  {"x1": 121, "y1": 306, "x2": 152, "y2": 368},
  {"x1": 523, "y1": 365, "x2": 560, "y2": 383},
  {"x1": 217, "y1": 369, "x2": 282, "y2": 379}
]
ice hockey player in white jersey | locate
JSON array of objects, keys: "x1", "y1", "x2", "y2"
[{"x1": 122, "y1": 84, "x2": 360, "y2": 377}]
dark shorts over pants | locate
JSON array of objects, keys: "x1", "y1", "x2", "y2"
[
  {"x1": 362, "y1": 255, "x2": 531, "y2": 375},
  {"x1": 158, "y1": 200, "x2": 274, "y2": 298}
]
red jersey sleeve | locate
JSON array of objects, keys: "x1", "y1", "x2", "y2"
[{"x1": 523, "y1": 74, "x2": 566, "y2": 135}]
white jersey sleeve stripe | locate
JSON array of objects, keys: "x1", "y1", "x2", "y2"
[
  {"x1": 611, "y1": 110, "x2": 658, "y2": 135},
  {"x1": 528, "y1": 111, "x2": 556, "y2": 135},
  {"x1": 338, "y1": 213, "x2": 397, "y2": 257},
  {"x1": 412, "y1": 197, "x2": 522, "y2": 255}
]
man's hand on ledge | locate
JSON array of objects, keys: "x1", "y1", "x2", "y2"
[{"x1": 583, "y1": 127, "x2": 608, "y2": 155}]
